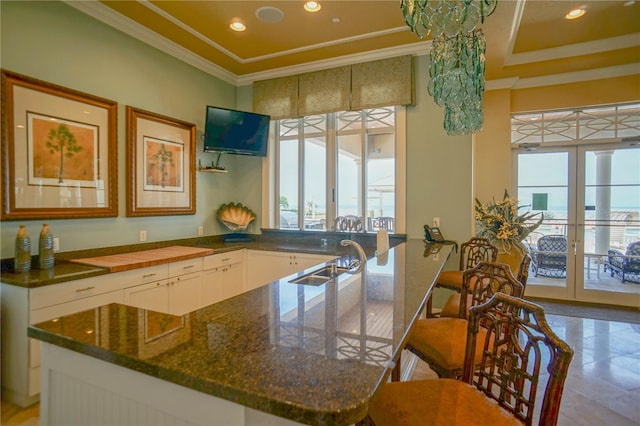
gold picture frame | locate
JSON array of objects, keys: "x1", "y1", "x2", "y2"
[
  {"x1": 1, "y1": 70, "x2": 118, "y2": 220},
  {"x1": 126, "y1": 106, "x2": 196, "y2": 216}
]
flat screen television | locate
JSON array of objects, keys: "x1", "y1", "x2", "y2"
[{"x1": 204, "y1": 106, "x2": 270, "y2": 157}]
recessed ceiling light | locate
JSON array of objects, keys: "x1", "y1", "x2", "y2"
[
  {"x1": 230, "y1": 21, "x2": 246, "y2": 32},
  {"x1": 304, "y1": 1, "x2": 321, "y2": 13},
  {"x1": 565, "y1": 8, "x2": 585, "y2": 20},
  {"x1": 332, "y1": 17, "x2": 341, "y2": 23}
]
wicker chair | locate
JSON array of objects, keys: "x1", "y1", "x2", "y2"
[
  {"x1": 426, "y1": 237, "x2": 498, "y2": 317},
  {"x1": 604, "y1": 241, "x2": 640, "y2": 283},
  {"x1": 405, "y1": 261, "x2": 523, "y2": 379},
  {"x1": 440, "y1": 253, "x2": 532, "y2": 318},
  {"x1": 531, "y1": 235, "x2": 567, "y2": 278},
  {"x1": 364, "y1": 293, "x2": 574, "y2": 426},
  {"x1": 333, "y1": 215, "x2": 364, "y2": 232}
]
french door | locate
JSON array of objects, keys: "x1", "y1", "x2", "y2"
[{"x1": 515, "y1": 141, "x2": 640, "y2": 307}]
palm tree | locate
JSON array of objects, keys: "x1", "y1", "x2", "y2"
[
  {"x1": 46, "y1": 124, "x2": 82, "y2": 183},
  {"x1": 153, "y1": 144, "x2": 174, "y2": 188}
]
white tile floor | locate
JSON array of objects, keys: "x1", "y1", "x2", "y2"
[{"x1": 410, "y1": 314, "x2": 640, "y2": 425}]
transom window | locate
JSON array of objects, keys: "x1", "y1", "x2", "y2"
[
  {"x1": 270, "y1": 106, "x2": 404, "y2": 233},
  {"x1": 511, "y1": 103, "x2": 640, "y2": 145}
]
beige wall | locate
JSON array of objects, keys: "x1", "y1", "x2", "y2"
[{"x1": 0, "y1": 1, "x2": 241, "y2": 255}]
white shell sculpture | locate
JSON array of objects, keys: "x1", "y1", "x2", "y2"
[{"x1": 216, "y1": 202, "x2": 256, "y2": 231}]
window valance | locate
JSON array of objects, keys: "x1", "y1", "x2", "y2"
[{"x1": 253, "y1": 55, "x2": 414, "y2": 120}]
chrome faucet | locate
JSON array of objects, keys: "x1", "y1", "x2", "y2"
[{"x1": 340, "y1": 239, "x2": 367, "y2": 272}]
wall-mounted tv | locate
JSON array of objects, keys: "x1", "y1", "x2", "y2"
[{"x1": 204, "y1": 106, "x2": 270, "y2": 157}]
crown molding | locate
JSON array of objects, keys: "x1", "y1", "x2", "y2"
[
  {"x1": 64, "y1": 0, "x2": 238, "y2": 86},
  {"x1": 505, "y1": 33, "x2": 640, "y2": 66},
  {"x1": 487, "y1": 63, "x2": 640, "y2": 91}
]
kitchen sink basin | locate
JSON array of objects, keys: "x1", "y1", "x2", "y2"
[{"x1": 289, "y1": 265, "x2": 350, "y2": 286}]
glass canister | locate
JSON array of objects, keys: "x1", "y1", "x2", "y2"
[
  {"x1": 14, "y1": 225, "x2": 32, "y2": 273},
  {"x1": 39, "y1": 223, "x2": 55, "y2": 270}
]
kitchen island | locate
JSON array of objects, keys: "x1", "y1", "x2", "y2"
[{"x1": 28, "y1": 239, "x2": 451, "y2": 425}]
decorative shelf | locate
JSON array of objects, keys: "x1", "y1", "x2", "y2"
[{"x1": 198, "y1": 168, "x2": 228, "y2": 173}]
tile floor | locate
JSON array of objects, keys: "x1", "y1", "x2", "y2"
[{"x1": 2, "y1": 314, "x2": 639, "y2": 425}]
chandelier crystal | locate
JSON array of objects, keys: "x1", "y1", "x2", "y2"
[{"x1": 401, "y1": 0, "x2": 497, "y2": 135}]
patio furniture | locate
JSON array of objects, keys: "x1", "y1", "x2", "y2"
[
  {"x1": 368, "y1": 216, "x2": 395, "y2": 232},
  {"x1": 333, "y1": 215, "x2": 364, "y2": 232},
  {"x1": 532, "y1": 235, "x2": 567, "y2": 278},
  {"x1": 604, "y1": 241, "x2": 640, "y2": 283}
]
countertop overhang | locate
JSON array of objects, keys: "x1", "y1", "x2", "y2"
[{"x1": 28, "y1": 240, "x2": 452, "y2": 425}]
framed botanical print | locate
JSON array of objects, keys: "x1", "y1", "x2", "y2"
[
  {"x1": 126, "y1": 106, "x2": 196, "y2": 216},
  {"x1": 1, "y1": 70, "x2": 118, "y2": 219}
]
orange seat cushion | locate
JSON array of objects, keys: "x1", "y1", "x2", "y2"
[
  {"x1": 440, "y1": 293, "x2": 475, "y2": 318},
  {"x1": 436, "y1": 270, "x2": 463, "y2": 291},
  {"x1": 406, "y1": 318, "x2": 487, "y2": 371},
  {"x1": 368, "y1": 379, "x2": 521, "y2": 426}
]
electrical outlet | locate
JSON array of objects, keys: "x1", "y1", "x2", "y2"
[
  {"x1": 139, "y1": 230, "x2": 147, "y2": 242},
  {"x1": 198, "y1": 226, "x2": 204, "y2": 236},
  {"x1": 53, "y1": 237, "x2": 60, "y2": 252},
  {"x1": 433, "y1": 217, "x2": 440, "y2": 228}
]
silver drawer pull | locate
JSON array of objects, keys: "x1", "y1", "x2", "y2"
[
  {"x1": 222, "y1": 257, "x2": 231, "y2": 262},
  {"x1": 183, "y1": 265, "x2": 194, "y2": 270},
  {"x1": 75, "y1": 286, "x2": 95, "y2": 292},
  {"x1": 142, "y1": 273, "x2": 157, "y2": 278}
]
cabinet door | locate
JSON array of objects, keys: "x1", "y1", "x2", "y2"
[
  {"x1": 202, "y1": 267, "x2": 223, "y2": 306},
  {"x1": 124, "y1": 280, "x2": 169, "y2": 313},
  {"x1": 223, "y1": 262, "x2": 244, "y2": 298},
  {"x1": 246, "y1": 251, "x2": 290, "y2": 290},
  {"x1": 169, "y1": 271, "x2": 203, "y2": 316}
]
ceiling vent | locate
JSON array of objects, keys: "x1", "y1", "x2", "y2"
[{"x1": 255, "y1": 7, "x2": 284, "y2": 23}]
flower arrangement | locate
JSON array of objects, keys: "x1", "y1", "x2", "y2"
[{"x1": 474, "y1": 190, "x2": 543, "y2": 254}]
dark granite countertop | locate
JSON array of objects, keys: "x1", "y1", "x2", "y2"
[
  {"x1": 2, "y1": 230, "x2": 404, "y2": 288},
  {"x1": 29, "y1": 239, "x2": 451, "y2": 425}
]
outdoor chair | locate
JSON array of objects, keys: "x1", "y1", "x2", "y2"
[
  {"x1": 364, "y1": 293, "x2": 574, "y2": 426},
  {"x1": 531, "y1": 235, "x2": 567, "y2": 278},
  {"x1": 333, "y1": 215, "x2": 364, "y2": 232},
  {"x1": 604, "y1": 241, "x2": 640, "y2": 283},
  {"x1": 368, "y1": 216, "x2": 395, "y2": 232}
]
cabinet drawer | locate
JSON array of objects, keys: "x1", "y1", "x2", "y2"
[
  {"x1": 117, "y1": 264, "x2": 169, "y2": 286},
  {"x1": 30, "y1": 273, "x2": 119, "y2": 310},
  {"x1": 204, "y1": 250, "x2": 244, "y2": 270},
  {"x1": 169, "y1": 257, "x2": 203, "y2": 276}
]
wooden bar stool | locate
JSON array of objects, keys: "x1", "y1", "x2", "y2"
[
  {"x1": 406, "y1": 261, "x2": 523, "y2": 379},
  {"x1": 426, "y1": 237, "x2": 498, "y2": 317},
  {"x1": 364, "y1": 293, "x2": 574, "y2": 426}
]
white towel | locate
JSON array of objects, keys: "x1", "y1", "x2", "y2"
[{"x1": 377, "y1": 230, "x2": 389, "y2": 254}]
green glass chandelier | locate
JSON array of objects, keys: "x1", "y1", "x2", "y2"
[{"x1": 401, "y1": 0, "x2": 498, "y2": 135}]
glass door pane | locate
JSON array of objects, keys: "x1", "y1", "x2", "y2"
[
  {"x1": 279, "y1": 138, "x2": 299, "y2": 229},
  {"x1": 516, "y1": 150, "x2": 574, "y2": 300},
  {"x1": 577, "y1": 145, "x2": 640, "y2": 306},
  {"x1": 304, "y1": 137, "x2": 326, "y2": 230}
]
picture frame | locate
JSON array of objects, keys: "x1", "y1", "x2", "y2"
[
  {"x1": 1, "y1": 70, "x2": 118, "y2": 220},
  {"x1": 126, "y1": 106, "x2": 196, "y2": 216}
]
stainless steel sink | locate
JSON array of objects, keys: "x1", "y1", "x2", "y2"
[{"x1": 289, "y1": 265, "x2": 349, "y2": 286}]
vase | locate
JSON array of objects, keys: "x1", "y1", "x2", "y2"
[
  {"x1": 14, "y1": 225, "x2": 32, "y2": 273},
  {"x1": 492, "y1": 240, "x2": 526, "y2": 278},
  {"x1": 39, "y1": 223, "x2": 55, "y2": 270}
]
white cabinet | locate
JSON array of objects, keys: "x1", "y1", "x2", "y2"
[
  {"x1": 202, "y1": 251, "x2": 245, "y2": 306},
  {"x1": 124, "y1": 258, "x2": 204, "y2": 316},
  {"x1": 245, "y1": 251, "x2": 336, "y2": 290}
]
